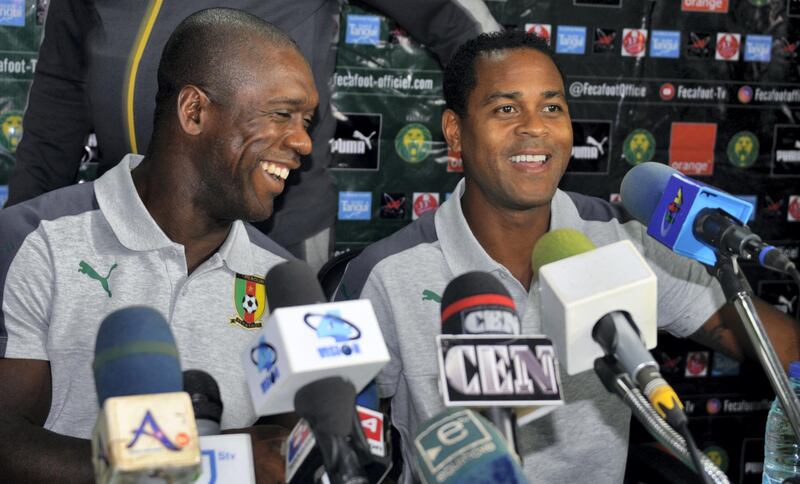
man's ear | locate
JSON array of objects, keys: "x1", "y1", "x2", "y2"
[
  {"x1": 442, "y1": 109, "x2": 462, "y2": 154},
  {"x1": 176, "y1": 85, "x2": 209, "y2": 135}
]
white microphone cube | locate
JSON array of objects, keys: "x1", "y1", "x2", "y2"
[
  {"x1": 92, "y1": 392, "x2": 201, "y2": 483},
  {"x1": 197, "y1": 434, "x2": 256, "y2": 484},
  {"x1": 539, "y1": 240, "x2": 657, "y2": 375},
  {"x1": 242, "y1": 299, "x2": 390, "y2": 416}
]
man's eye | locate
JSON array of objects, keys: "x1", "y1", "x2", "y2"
[
  {"x1": 543, "y1": 104, "x2": 563, "y2": 113},
  {"x1": 497, "y1": 105, "x2": 515, "y2": 114},
  {"x1": 303, "y1": 117, "x2": 313, "y2": 129}
]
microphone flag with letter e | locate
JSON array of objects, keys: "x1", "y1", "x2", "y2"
[{"x1": 412, "y1": 408, "x2": 528, "y2": 484}]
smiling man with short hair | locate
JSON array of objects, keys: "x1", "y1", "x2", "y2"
[
  {"x1": 337, "y1": 30, "x2": 800, "y2": 482},
  {"x1": 0, "y1": 8, "x2": 316, "y2": 481}
]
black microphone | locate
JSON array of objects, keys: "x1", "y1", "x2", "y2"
[
  {"x1": 184, "y1": 369, "x2": 257, "y2": 483},
  {"x1": 294, "y1": 376, "x2": 370, "y2": 484},
  {"x1": 184, "y1": 370, "x2": 223, "y2": 437}
]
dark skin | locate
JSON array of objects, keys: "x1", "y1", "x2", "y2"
[
  {"x1": 0, "y1": 42, "x2": 317, "y2": 483},
  {"x1": 442, "y1": 48, "x2": 799, "y2": 370}
]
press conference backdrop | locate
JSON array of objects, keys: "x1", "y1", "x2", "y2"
[
  {"x1": 0, "y1": 0, "x2": 44, "y2": 205},
  {"x1": 1, "y1": 0, "x2": 798, "y2": 482}
]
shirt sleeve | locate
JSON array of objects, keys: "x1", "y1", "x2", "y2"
[
  {"x1": 358, "y1": 272, "x2": 403, "y2": 400},
  {"x1": 360, "y1": 0, "x2": 501, "y2": 66},
  {"x1": 2, "y1": 228, "x2": 53, "y2": 360},
  {"x1": 639, "y1": 232, "x2": 728, "y2": 338}
]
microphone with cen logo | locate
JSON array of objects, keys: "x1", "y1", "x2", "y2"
[
  {"x1": 532, "y1": 229, "x2": 687, "y2": 428},
  {"x1": 183, "y1": 370, "x2": 256, "y2": 484},
  {"x1": 436, "y1": 271, "x2": 564, "y2": 453},
  {"x1": 412, "y1": 408, "x2": 528, "y2": 484},
  {"x1": 620, "y1": 161, "x2": 796, "y2": 275},
  {"x1": 91, "y1": 307, "x2": 201, "y2": 483},
  {"x1": 241, "y1": 261, "x2": 391, "y2": 484}
]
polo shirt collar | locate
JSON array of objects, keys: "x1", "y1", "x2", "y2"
[
  {"x1": 435, "y1": 178, "x2": 509, "y2": 278},
  {"x1": 435, "y1": 179, "x2": 576, "y2": 281},
  {"x1": 95, "y1": 154, "x2": 175, "y2": 251},
  {"x1": 94, "y1": 154, "x2": 256, "y2": 275},
  {"x1": 549, "y1": 189, "x2": 579, "y2": 232},
  {"x1": 218, "y1": 221, "x2": 257, "y2": 276}
]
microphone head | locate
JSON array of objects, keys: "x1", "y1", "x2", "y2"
[
  {"x1": 620, "y1": 162, "x2": 678, "y2": 226},
  {"x1": 183, "y1": 369, "x2": 223, "y2": 424},
  {"x1": 93, "y1": 306, "x2": 182, "y2": 406},
  {"x1": 440, "y1": 271, "x2": 519, "y2": 335},
  {"x1": 413, "y1": 408, "x2": 526, "y2": 484},
  {"x1": 532, "y1": 229, "x2": 596, "y2": 275},
  {"x1": 294, "y1": 376, "x2": 357, "y2": 437},
  {"x1": 265, "y1": 260, "x2": 327, "y2": 309}
]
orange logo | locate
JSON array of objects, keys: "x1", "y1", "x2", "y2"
[{"x1": 669, "y1": 123, "x2": 717, "y2": 176}]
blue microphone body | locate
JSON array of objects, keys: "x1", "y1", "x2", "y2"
[
  {"x1": 93, "y1": 306, "x2": 183, "y2": 405},
  {"x1": 622, "y1": 162, "x2": 754, "y2": 266}
]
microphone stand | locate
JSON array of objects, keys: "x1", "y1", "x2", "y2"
[
  {"x1": 711, "y1": 254, "x2": 800, "y2": 440},
  {"x1": 594, "y1": 358, "x2": 729, "y2": 484}
]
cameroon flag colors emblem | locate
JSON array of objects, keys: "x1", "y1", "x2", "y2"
[{"x1": 231, "y1": 273, "x2": 267, "y2": 329}]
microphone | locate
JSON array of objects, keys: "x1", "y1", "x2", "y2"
[
  {"x1": 436, "y1": 271, "x2": 563, "y2": 435},
  {"x1": 285, "y1": 403, "x2": 393, "y2": 483},
  {"x1": 440, "y1": 272, "x2": 520, "y2": 452},
  {"x1": 412, "y1": 408, "x2": 528, "y2": 484},
  {"x1": 620, "y1": 161, "x2": 795, "y2": 274},
  {"x1": 241, "y1": 260, "x2": 390, "y2": 416},
  {"x1": 184, "y1": 370, "x2": 223, "y2": 437},
  {"x1": 440, "y1": 271, "x2": 520, "y2": 336},
  {"x1": 242, "y1": 261, "x2": 391, "y2": 483},
  {"x1": 292, "y1": 377, "x2": 372, "y2": 484},
  {"x1": 184, "y1": 370, "x2": 256, "y2": 484},
  {"x1": 91, "y1": 307, "x2": 201, "y2": 483},
  {"x1": 533, "y1": 229, "x2": 686, "y2": 426}
]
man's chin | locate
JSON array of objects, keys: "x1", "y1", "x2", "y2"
[{"x1": 245, "y1": 208, "x2": 274, "y2": 223}]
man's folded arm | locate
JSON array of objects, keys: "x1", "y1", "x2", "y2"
[{"x1": 0, "y1": 358, "x2": 93, "y2": 483}]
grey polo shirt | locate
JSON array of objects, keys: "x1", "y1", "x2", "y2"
[
  {"x1": 336, "y1": 178, "x2": 727, "y2": 483},
  {"x1": 0, "y1": 154, "x2": 291, "y2": 438}
]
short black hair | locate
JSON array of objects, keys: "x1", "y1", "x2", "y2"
[
  {"x1": 443, "y1": 30, "x2": 559, "y2": 118},
  {"x1": 152, "y1": 8, "x2": 298, "y2": 132}
]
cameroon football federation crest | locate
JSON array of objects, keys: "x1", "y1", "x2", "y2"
[
  {"x1": 395, "y1": 123, "x2": 432, "y2": 163},
  {"x1": 726, "y1": 131, "x2": 759, "y2": 168},
  {"x1": 623, "y1": 129, "x2": 656, "y2": 165},
  {"x1": 231, "y1": 273, "x2": 267, "y2": 329},
  {"x1": 0, "y1": 111, "x2": 23, "y2": 154}
]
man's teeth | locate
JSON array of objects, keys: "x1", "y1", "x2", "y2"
[
  {"x1": 509, "y1": 154, "x2": 548, "y2": 163},
  {"x1": 262, "y1": 161, "x2": 290, "y2": 180}
]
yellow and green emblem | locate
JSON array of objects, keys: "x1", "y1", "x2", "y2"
[
  {"x1": 395, "y1": 123, "x2": 432, "y2": 163},
  {"x1": 231, "y1": 273, "x2": 267, "y2": 329}
]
